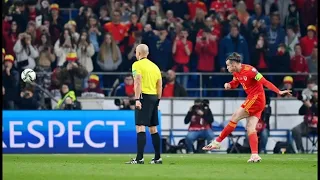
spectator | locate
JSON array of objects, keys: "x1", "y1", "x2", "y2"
[
  {"x1": 36, "y1": 33, "x2": 55, "y2": 90},
  {"x1": 300, "y1": 25, "x2": 317, "y2": 57},
  {"x1": 76, "y1": 30, "x2": 94, "y2": 89},
  {"x1": 142, "y1": 27, "x2": 172, "y2": 71},
  {"x1": 65, "y1": 20, "x2": 80, "y2": 42},
  {"x1": 172, "y1": 29, "x2": 192, "y2": 88},
  {"x1": 56, "y1": 52, "x2": 88, "y2": 96},
  {"x1": 163, "y1": 10, "x2": 177, "y2": 33},
  {"x1": 38, "y1": 0, "x2": 51, "y2": 20},
  {"x1": 269, "y1": 43, "x2": 291, "y2": 85},
  {"x1": 301, "y1": 0, "x2": 318, "y2": 35},
  {"x1": 81, "y1": 74, "x2": 105, "y2": 98},
  {"x1": 247, "y1": 3, "x2": 270, "y2": 48},
  {"x1": 292, "y1": 85, "x2": 318, "y2": 153},
  {"x1": 76, "y1": 6, "x2": 93, "y2": 32},
  {"x1": 195, "y1": 27, "x2": 218, "y2": 96},
  {"x1": 275, "y1": 0, "x2": 291, "y2": 26},
  {"x1": 126, "y1": 13, "x2": 143, "y2": 48},
  {"x1": 114, "y1": 74, "x2": 134, "y2": 97},
  {"x1": 54, "y1": 28, "x2": 77, "y2": 66},
  {"x1": 11, "y1": 0, "x2": 28, "y2": 32},
  {"x1": 236, "y1": 1, "x2": 250, "y2": 26},
  {"x1": 119, "y1": 2, "x2": 133, "y2": 23},
  {"x1": 128, "y1": 0, "x2": 144, "y2": 18},
  {"x1": 184, "y1": 99, "x2": 214, "y2": 153},
  {"x1": 251, "y1": 34, "x2": 269, "y2": 72},
  {"x1": 25, "y1": 0, "x2": 41, "y2": 23},
  {"x1": 99, "y1": 5, "x2": 111, "y2": 25},
  {"x1": 290, "y1": 44, "x2": 309, "y2": 88},
  {"x1": 162, "y1": 0, "x2": 189, "y2": 20},
  {"x1": 104, "y1": 10, "x2": 129, "y2": 53},
  {"x1": 13, "y1": 32, "x2": 39, "y2": 70},
  {"x1": 284, "y1": 3, "x2": 300, "y2": 34},
  {"x1": 2, "y1": 55, "x2": 20, "y2": 110},
  {"x1": 197, "y1": 16, "x2": 221, "y2": 41},
  {"x1": 219, "y1": 24, "x2": 250, "y2": 72},
  {"x1": 86, "y1": 15, "x2": 103, "y2": 71},
  {"x1": 278, "y1": 76, "x2": 297, "y2": 98},
  {"x1": 300, "y1": 78, "x2": 317, "y2": 102},
  {"x1": 188, "y1": 0, "x2": 207, "y2": 21},
  {"x1": 306, "y1": 45, "x2": 317, "y2": 74},
  {"x1": 162, "y1": 70, "x2": 187, "y2": 98},
  {"x1": 49, "y1": 4, "x2": 64, "y2": 43},
  {"x1": 285, "y1": 26, "x2": 300, "y2": 58},
  {"x1": 97, "y1": 33, "x2": 122, "y2": 88},
  {"x1": 210, "y1": 0, "x2": 234, "y2": 20},
  {"x1": 25, "y1": 21, "x2": 37, "y2": 44},
  {"x1": 55, "y1": 83, "x2": 81, "y2": 110},
  {"x1": 222, "y1": 15, "x2": 249, "y2": 43},
  {"x1": 77, "y1": 30, "x2": 94, "y2": 73},
  {"x1": 16, "y1": 85, "x2": 39, "y2": 110},
  {"x1": 266, "y1": 12, "x2": 285, "y2": 57},
  {"x1": 3, "y1": 20, "x2": 20, "y2": 57},
  {"x1": 127, "y1": 31, "x2": 142, "y2": 70},
  {"x1": 140, "y1": 7, "x2": 161, "y2": 29}
]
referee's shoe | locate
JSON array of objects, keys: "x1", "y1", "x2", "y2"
[{"x1": 125, "y1": 158, "x2": 144, "y2": 164}]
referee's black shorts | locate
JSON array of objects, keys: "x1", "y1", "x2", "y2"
[{"x1": 135, "y1": 93, "x2": 159, "y2": 127}]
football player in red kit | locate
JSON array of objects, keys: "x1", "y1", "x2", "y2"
[{"x1": 203, "y1": 53, "x2": 291, "y2": 162}]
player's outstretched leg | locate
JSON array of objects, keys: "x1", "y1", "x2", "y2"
[
  {"x1": 246, "y1": 116, "x2": 262, "y2": 163},
  {"x1": 203, "y1": 107, "x2": 249, "y2": 151}
]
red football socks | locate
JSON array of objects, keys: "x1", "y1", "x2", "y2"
[
  {"x1": 248, "y1": 132, "x2": 258, "y2": 154},
  {"x1": 216, "y1": 121, "x2": 237, "y2": 142}
]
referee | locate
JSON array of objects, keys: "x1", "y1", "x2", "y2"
[{"x1": 126, "y1": 44, "x2": 163, "y2": 164}]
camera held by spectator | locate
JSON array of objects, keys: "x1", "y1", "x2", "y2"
[{"x1": 114, "y1": 96, "x2": 136, "y2": 110}]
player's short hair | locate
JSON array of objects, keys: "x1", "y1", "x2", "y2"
[{"x1": 226, "y1": 52, "x2": 242, "y2": 63}]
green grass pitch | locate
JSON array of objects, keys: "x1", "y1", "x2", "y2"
[{"x1": 3, "y1": 154, "x2": 317, "y2": 180}]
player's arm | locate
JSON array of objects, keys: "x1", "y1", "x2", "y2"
[
  {"x1": 156, "y1": 70, "x2": 163, "y2": 106},
  {"x1": 227, "y1": 76, "x2": 240, "y2": 89},
  {"x1": 254, "y1": 71, "x2": 281, "y2": 94},
  {"x1": 132, "y1": 63, "x2": 142, "y2": 100}
]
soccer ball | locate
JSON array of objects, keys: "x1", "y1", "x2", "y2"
[{"x1": 21, "y1": 69, "x2": 36, "y2": 83}]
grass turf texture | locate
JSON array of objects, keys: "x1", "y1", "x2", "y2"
[{"x1": 3, "y1": 154, "x2": 317, "y2": 180}]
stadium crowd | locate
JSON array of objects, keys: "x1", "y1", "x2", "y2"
[{"x1": 1, "y1": 0, "x2": 318, "y2": 110}]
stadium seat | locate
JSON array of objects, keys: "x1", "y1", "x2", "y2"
[
  {"x1": 212, "y1": 121, "x2": 222, "y2": 131},
  {"x1": 306, "y1": 132, "x2": 318, "y2": 154}
]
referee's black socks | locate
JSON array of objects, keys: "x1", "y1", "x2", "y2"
[
  {"x1": 151, "y1": 133, "x2": 161, "y2": 160},
  {"x1": 136, "y1": 132, "x2": 146, "y2": 160}
]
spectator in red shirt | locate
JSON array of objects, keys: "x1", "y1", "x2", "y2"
[
  {"x1": 104, "y1": 10, "x2": 128, "y2": 53},
  {"x1": 126, "y1": 13, "x2": 143, "y2": 47},
  {"x1": 197, "y1": 16, "x2": 221, "y2": 41},
  {"x1": 300, "y1": 25, "x2": 317, "y2": 57},
  {"x1": 25, "y1": 0, "x2": 40, "y2": 22},
  {"x1": 49, "y1": 4, "x2": 64, "y2": 44},
  {"x1": 81, "y1": 74, "x2": 105, "y2": 98},
  {"x1": 210, "y1": 0, "x2": 234, "y2": 20},
  {"x1": 251, "y1": 34, "x2": 269, "y2": 72},
  {"x1": 290, "y1": 44, "x2": 309, "y2": 88},
  {"x1": 3, "y1": 21, "x2": 20, "y2": 57},
  {"x1": 172, "y1": 29, "x2": 193, "y2": 88},
  {"x1": 195, "y1": 28, "x2": 218, "y2": 97},
  {"x1": 188, "y1": 0, "x2": 207, "y2": 20},
  {"x1": 162, "y1": 70, "x2": 187, "y2": 98}
]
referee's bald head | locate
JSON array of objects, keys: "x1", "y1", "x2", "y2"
[{"x1": 136, "y1": 44, "x2": 149, "y2": 59}]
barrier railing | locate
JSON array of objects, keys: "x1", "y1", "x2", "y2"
[{"x1": 40, "y1": 71, "x2": 317, "y2": 97}]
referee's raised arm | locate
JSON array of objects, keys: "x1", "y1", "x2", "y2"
[{"x1": 126, "y1": 44, "x2": 163, "y2": 164}]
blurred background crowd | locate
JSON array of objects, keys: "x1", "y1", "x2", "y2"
[{"x1": 1, "y1": 0, "x2": 318, "y2": 110}]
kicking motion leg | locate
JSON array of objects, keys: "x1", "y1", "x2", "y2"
[
  {"x1": 203, "y1": 107, "x2": 249, "y2": 150},
  {"x1": 246, "y1": 116, "x2": 262, "y2": 163}
]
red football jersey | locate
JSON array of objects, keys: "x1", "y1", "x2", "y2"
[{"x1": 232, "y1": 64, "x2": 265, "y2": 97}]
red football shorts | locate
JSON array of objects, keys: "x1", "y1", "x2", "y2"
[{"x1": 241, "y1": 94, "x2": 266, "y2": 119}]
